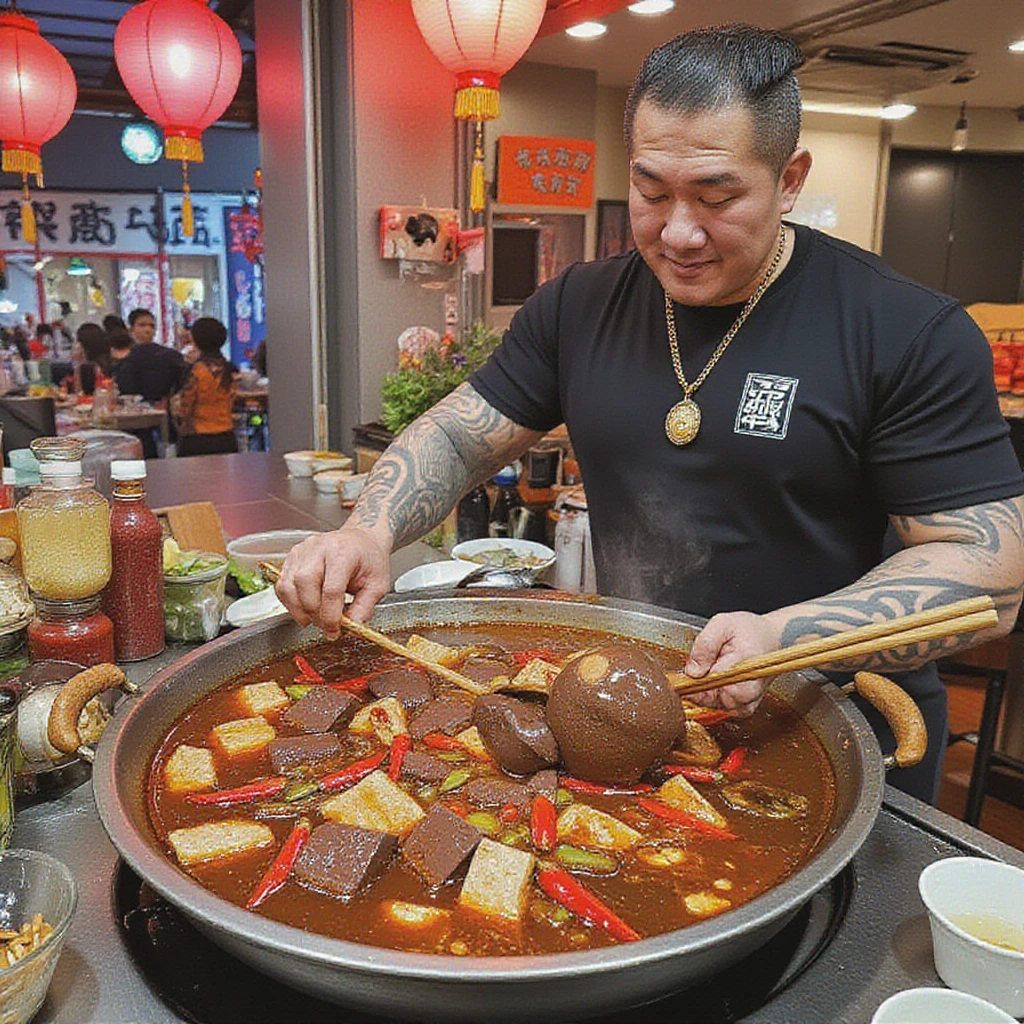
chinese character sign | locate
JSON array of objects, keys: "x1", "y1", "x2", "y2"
[
  {"x1": 224, "y1": 205, "x2": 267, "y2": 366},
  {"x1": 497, "y1": 137, "x2": 595, "y2": 208}
]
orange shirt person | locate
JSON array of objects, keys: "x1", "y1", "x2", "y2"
[{"x1": 174, "y1": 318, "x2": 238, "y2": 458}]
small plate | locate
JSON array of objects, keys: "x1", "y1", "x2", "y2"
[
  {"x1": 393, "y1": 560, "x2": 477, "y2": 593},
  {"x1": 225, "y1": 588, "x2": 287, "y2": 628},
  {"x1": 451, "y1": 538, "x2": 555, "y2": 574}
]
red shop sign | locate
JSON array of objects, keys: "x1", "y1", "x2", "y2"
[{"x1": 497, "y1": 136, "x2": 595, "y2": 208}]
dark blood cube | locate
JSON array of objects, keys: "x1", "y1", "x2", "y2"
[
  {"x1": 282, "y1": 688, "x2": 359, "y2": 733},
  {"x1": 401, "y1": 751, "x2": 450, "y2": 785},
  {"x1": 463, "y1": 777, "x2": 532, "y2": 808},
  {"x1": 401, "y1": 804, "x2": 480, "y2": 887},
  {"x1": 295, "y1": 823, "x2": 397, "y2": 898},
  {"x1": 409, "y1": 698, "x2": 472, "y2": 740},
  {"x1": 368, "y1": 669, "x2": 433, "y2": 710},
  {"x1": 268, "y1": 734, "x2": 344, "y2": 774}
]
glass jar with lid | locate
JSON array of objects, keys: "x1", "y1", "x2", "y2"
[
  {"x1": 17, "y1": 437, "x2": 112, "y2": 602},
  {"x1": 0, "y1": 550, "x2": 34, "y2": 682},
  {"x1": 28, "y1": 595, "x2": 115, "y2": 667}
]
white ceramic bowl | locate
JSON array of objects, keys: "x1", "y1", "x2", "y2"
[
  {"x1": 226, "y1": 529, "x2": 321, "y2": 573},
  {"x1": 341, "y1": 472, "x2": 369, "y2": 501},
  {"x1": 871, "y1": 987, "x2": 1017, "y2": 1023},
  {"x1": 225, "y1": 587, "x2": 287, "y2": 628},
  {"x1": 283, "y1": 450, "x2": 346, "y2": 478},
  {"x1": 918, "y1": 857, "x2": 1024, "y2": 1017},
  {"x1": 393, "y1": 560, "x2": 477, "y2": 593},
  {"x1": 313, "y1": 469, "x2": 353, "y2": 495},
  {"x1": 451, "y1": 538, "x2": 556, "y2": 575},
  {"x1": 311, "y1": 455, "x2": 352, "y2": 474}
]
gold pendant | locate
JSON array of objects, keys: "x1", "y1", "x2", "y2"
[{"x1": 665, "y1": 398, "x2": 701, "y2": 445}]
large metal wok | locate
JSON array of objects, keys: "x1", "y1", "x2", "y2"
[{"x1": 91, "y1": 591, "x2": 885, "y2": 1022}]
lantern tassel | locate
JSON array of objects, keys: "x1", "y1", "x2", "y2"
[
  {"x1": 20, "y1": 179, "x2": 36, "y2": 246},
  {"x1": 455, "y1": 86, "x2": 500, "y2": 122},
  {"x1": 181, "y1": 160, "x2": 194, "y2": 239},
  {"x1": 2, "y1": 149, "x2": 42, "y2": 178},
  {"x1": 470, "y1": 121, "x2": 486, "y2": 214}
]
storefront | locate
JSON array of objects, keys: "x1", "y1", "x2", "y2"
[{"x1": 0, "y1": 188, "x2": 265, "y2": 366}]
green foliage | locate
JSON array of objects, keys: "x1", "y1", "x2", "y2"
[{"x1": 380, "y1": 322, "x2": 502, "y2": 435}]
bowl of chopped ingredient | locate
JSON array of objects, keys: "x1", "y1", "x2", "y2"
[
  {"x1": 451, "y1": 538, "x2": 556, "y2": 578},
  {"x1": 0, "y1": 848, "x2": 77, "y2": 1024},
  {"x1": 162, "y1": 548, "x2": 230, "y2": 643}
]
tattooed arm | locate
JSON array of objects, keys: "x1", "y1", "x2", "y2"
[
  {"x1": 276, "y1": 383, "x2": 542, "y2": 634},
  {"x1": 684, "y1": 496, "x2": 1024, "y2": 713}
]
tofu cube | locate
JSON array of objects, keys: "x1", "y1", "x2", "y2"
[
  {"x1": 210, "y1": 716, "x2": 276, "y2": 756},
  {"x1": 348, "y1": 697, "x2": 408, "y2": 745},
  {"x1": 506, "y1": 659, "x2": 561, "y2": 694},
  {"x1": 670, "y1": 720, "x2": 722, "y2": 767},
  {"x1": 405, "y1": 634, "x2": 460, "y2": 666},
  {"x1": 238, "y1": 681, "x2": 291, "y2": 716},
  {"x1": 320, "y1": 770, "x2": 425, "y2": 835},
  {"x1": 454, "y1": 726, "x2": 492, "y2": 762},
  {"x1": 655, "y1": 775, "x2": 728, "y2": 829},
  {"x1": 556, "y1": 804, "x2": 642, "y2": 851},
  {"x1": 458, "y1": 838, "x2": 535, "y2": 922},
  {"x1": 684, "y1": 891, "x2": 732, "y2": 919},
  {"x1": 167, "y1": 820, "x2": 274, "y2": 867},
  {"x1": 384, "y1": 901, "x2": 451, "y2": 931},
  {"x1": 164, "y1": 744, "x2": 218, "y2": 794}
]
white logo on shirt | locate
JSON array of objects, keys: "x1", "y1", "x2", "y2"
[{"x1": 734, "y1": 373, "x2": 799, "y2": 440}]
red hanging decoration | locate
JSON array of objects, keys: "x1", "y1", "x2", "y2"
[
  {"x1": 114, "y1": 0, "x2": 242, "y2": 236},
  {"x1": 410, "y1": 0, "x2": 546, "y2": 212},
  {"x1": 0, "y1": 5, "x2": 77, "y2": 244}
]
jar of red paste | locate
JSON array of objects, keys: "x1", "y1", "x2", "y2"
[
  {"x1": 104, "y1": 461, "x2": 164, "y2": 661},
  {"x1": 28, "y1": 596, "x2": 114, "y2": 667}
]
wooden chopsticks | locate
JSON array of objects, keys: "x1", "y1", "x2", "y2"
[{"x1": 670, "y1": 596, "x2": 998, "y2": 696}]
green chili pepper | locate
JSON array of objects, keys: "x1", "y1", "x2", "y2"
[
  {"x1": 281, "y1": 780, "x2": 320, "y2": 803},
  {"x1": 285, "y1": 685, "x2": 313, "y2": 700},
  {"x1": 500, "y1": 825, "x2": 530, "y2": 847},
  {"x1": 555, "y1": 844, "x2": 619, "y2": 874},
  {"x1": 436, "y1": 752, "x2": 466, "y2": 763},
  {"x1": 555, "y1": 788, "x2": 574, "y2": 807},
  {"x1": 439, "y1": 769, "x2": 472, "y2": 793},
  {"x1": 417, "y1": 786, "x2": 438, "y2": 803},
  {"x1": 466, "y1": 811, "x2": 500, "y2": 835}
]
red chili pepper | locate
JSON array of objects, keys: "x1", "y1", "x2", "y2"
[
  {"x1": 663, "y1": 766, "x2": 722, "y2": 784},
  {"x1": 245, "y1": 817, "x2": 311, "y2": 910},
  {"x1": 186, "y1": 776, "x2": 289, "y2": 806},
  {"x1": 388, "y1": 734, "x2": 413, "y2": 782},
  {"x1": 719, "y1": 746, "x2": 748, "y2": 776},
  {"x1": 499, "y1": 803, "x2": 520, "y2": 824},
  {"x1": 561, "y1": 777, "x2": 654, "y2": 796},
  {"x1": 317, "y1": 750, "x2": 387, "y2": 793},
  {"x1": 536, "y1": 868, "x2": 640, "y2": 943},
  {"x1": 688, "y1": 709, "x2": 733, "y2": 726},
  {"x1": 530, "y1": 795, "x2": 557, "y2": 853},
  {"x1": 327, "y1": 675, "x2": 370, "y2": 694},
  {"x1": 422, "y1": 732, "x2": 463, "y2": 751},
  {"x1": 292, "y1": 655, "x2": 325, "y2": 683},
  {"x1": 512, "y1": 648, "x2": 557, "y2": 668},
  {"x1": 443, "y1": 798, "x2": 471, "y2": 818},
  {"x1": 637, "y1": 797, "x2": 739, "y2": 840}
]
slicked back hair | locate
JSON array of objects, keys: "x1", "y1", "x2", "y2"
[{"x1": 624, "y1": 24, "x2": 804, "y2": 175}]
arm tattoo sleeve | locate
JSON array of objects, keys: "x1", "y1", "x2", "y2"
[
  {"x1": 774, "y1": 498, "x2": 1024, "y2": 672},
  {"x1": 348, "y1": 383, "x2": 542, "y2": 549}
]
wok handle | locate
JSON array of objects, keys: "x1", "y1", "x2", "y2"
[
  {"x1": 842, "y1": 671, "x2": 927, "y2": 769},
  {"x1": 47, "y1": 663, "x2": 139, "y2": 759}
]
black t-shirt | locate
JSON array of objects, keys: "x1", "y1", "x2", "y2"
[
  {"x1": 115, "y1": 341, "x2": 185, "y2": 405},
  {"x1": 472, "y1": 225, "x2": 1024, "y2": 618}
]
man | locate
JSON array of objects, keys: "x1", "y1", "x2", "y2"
[
  {"x1": 277, "y1": 25, "x2": 1024, "y2": 803},
  {"x1": 116, "y1": 308, "x2": 185, "y2": 457}
]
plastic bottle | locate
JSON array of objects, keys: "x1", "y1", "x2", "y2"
[
  {"x1": 104, "y1": 460, "x2": 165, "y2": 661},
  {"x1": 488, "y1": 464, "x2": 522, "y2": 539},
  {"x1": 0, "y1": 469, "x2": 15, "y2": 510},
  {"x1": 457, "y1": 485, "x2": 490, "y2": 544}
]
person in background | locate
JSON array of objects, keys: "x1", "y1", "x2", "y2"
[
  {"x1": 29, "y1": 323, "x2": 51, "y2": 361},
  {"x1": 252, "y1": 338, "x2": 267, "y2": 378},
  {"x1": 7, "y1": 328, "x2": 30, "y2": 363},
  {"x1": 74, "y1": 323, "x2": 112, "y2": 397},
  {"x1": 108, "y1": 329, "x2": 135, "y2": 370},
  {"x1": 173, "y1": 317, "x2": 238, "y2": 457},
  {"x1": 50, "y1": 320, "x2": 74, "y2": 360},
  {"x1": 102, "y1": 314, "x2": 126, "y2": 334},
  {"x1": 116, "y1": 308, "x2": 185, "y2": 458}
]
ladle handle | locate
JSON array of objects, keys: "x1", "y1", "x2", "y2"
[
  {"x1": 48, "y1": 663, "x2": 138, "y2": 757},
  {"x1": 842, "y1": 671, "x2": 927, "y2": 770}
]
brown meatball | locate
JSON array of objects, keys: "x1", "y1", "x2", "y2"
[
  {"x1": 546, "y1": 645, "x2": 684, "y2": 785},
  {"x1": 472, "y1": 695, "x2": 559, "y2": 775}
]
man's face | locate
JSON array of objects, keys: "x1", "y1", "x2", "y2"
[
  {"x1": 628, "y1": 101, "x2": 809, "y2": 306},
  {"x1": 132, "y1": 316, "x2": 156, "y2": 343}
]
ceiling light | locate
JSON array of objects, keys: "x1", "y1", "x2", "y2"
[
  {"x1": 628, "y1": 0, "x2": 675, "y2": 14},
  {"x1": 565, "y1": 21, "x2": 608, "y2": 39},
  {"x1": 67, "y1": 257, "x2": 92, "y2": 277},
  {"x1": 802, "y1": 100, "x2": 916, "y2": 120},
  {"x1": 1008, "y1": 38, "x2": 1024, "y2": 52},
  {"x1": 952, "y1": 101, "x2": 969, "y2": 151},
  {"x1": 121, "y1": 122, "x2": 163, "y2": 165}
]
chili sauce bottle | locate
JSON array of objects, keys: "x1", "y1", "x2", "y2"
[{"x1": 105, "y1": 461, "x2": 165, "y2": 661}]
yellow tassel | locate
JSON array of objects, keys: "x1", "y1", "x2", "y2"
[
  {"x1": 2, "y1": 148, "x2": 41, "y2": 177},
  {"x1": 470, "y1": 159, "x2": 485, "y2": 214},
  {"x1": 165, "y1": 136, "x2": 204, "y2": 163},
  {"x1": 182, "y1": 193, "x2": 195, "y2": 238},
  {"x1": 455, "y1": 86, "x2": 500, "y2": 122},
  {"x1": 21, "y1": 200, "x2": 36, "y2": 245}
]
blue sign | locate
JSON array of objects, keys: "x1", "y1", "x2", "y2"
[{"x1": 223, "y1": 205, "x2": 267, "y2": 367}]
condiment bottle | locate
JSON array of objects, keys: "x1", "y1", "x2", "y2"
[
  {"x1": 105, "y1": 461, "x2": 165, "y2": 661},
  {"x1": 0, "y1": 469, "x2": 15, "y2": 510},
  {"x1": 457, "y1": 485, "x2": 490, "y2": 543},
  {"x1": 28, "y1": 595, "x2": 114, "y2": 667},
  {"x1": 17, "y1": 438, "x2": 111, "y2": 602},
  {"x1": 488, "y1": 464, "x2": 522, "y2": 539}
]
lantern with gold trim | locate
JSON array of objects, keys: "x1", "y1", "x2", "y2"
[
  {"x1": 0, "y1": 4, "x2": 77, "y2": 245},
  {"x1": 114, "y1": 0, "x2": 242, "y2": 237},
  {"x1": 410, "y1": 0, "x2": 546, "y2": 212}
]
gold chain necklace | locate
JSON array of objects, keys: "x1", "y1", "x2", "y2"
[{"x1": 664, "y1": 226, "x2": 788, "y2": 445}]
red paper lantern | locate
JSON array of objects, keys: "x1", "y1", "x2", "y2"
[
  {"x1": 0, "y1": 7, "x2": 77, "y2": 243},
  {"x1": 411, "y1": 0, "x2": 546, "y2": 211},
  {"x1": 115, "y1": 0, "x2": 242, "y2": 235}
]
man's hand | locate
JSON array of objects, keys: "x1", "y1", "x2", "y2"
[
  {"x1": 275, "y1": 526, "x2": 391, "y2": 638},
  {"x1": 684, "y1": 611, "x2": 781, "y2": 716}
]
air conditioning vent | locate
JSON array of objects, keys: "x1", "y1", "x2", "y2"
[{"x1": 798, "y1": 44, "x2": 969, "y2": 96}]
